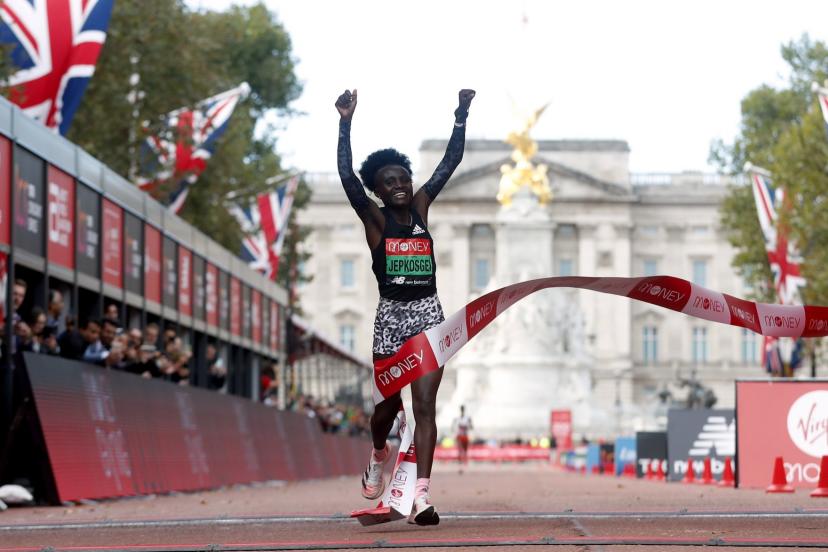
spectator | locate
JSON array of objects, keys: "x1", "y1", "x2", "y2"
[
  {"x1": 58, "y1": 315, "x2": 85, "y2": 360},
  {"x1": 25, "y1": 307, "x2": 59, "y2": 355},
  {"x1": 161, "y1": 335, "x2": 191, "y2": 384},
  {"x1": 206, "y1": 343, "x2": 226, "y2": 391},
  {"x1": 99, "y1": 318, "x2": 117, "y2": 351},
  {"x1": 81, "y1": 318, "x2": 105, "y2": 364},
  {"x1": 261, "y1": 363, "x2": 279, "y2": 403},
  {"x1": 104, "y1": 303, "x2": 120, "y2": 324},
  {"x1": 12, "y1": 279, "x2": 26, "y2": 325},
  {"x1": 144, "y1": 322, "x2": 160, "y2": 349},
  {"x1": 46, "y1": 289, "x2": 65, "y2": 334}
]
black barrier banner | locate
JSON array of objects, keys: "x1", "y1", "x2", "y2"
[
  {"x1": 193, "y1": 255, "x2": 205, "y2": 322},
  {"x1": 635, "y1": 431, "x2": 667, "y2": 478},
  {"x1": 16, "y1": 352, "x2": 368, "y2": 503},
  {"x1": 75, "y1": 184, "x2": 100, "y2": 278},
  {"x1": 666, "y1": 408, "x2": 735, "y2": 482},
  {"x1": 162, "y1": 236, "x2": 177, "y2": 309},
  {"x1": 13, "y1": 147, "x2": 45, "y2": 256},
  {"x1": 219, "y1": 270, "x2": 229, "y2": 331},
  {"x1": 123, "y1": 213, "x2": 143, "y2": 295}
]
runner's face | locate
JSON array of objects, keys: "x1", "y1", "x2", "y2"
[{"x1": 374, "y1": 165, "x2": 412, "y2": 208}]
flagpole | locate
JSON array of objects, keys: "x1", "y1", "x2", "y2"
[{"x1": 127, "y1": 55, "x2": 144, "y2": 183}]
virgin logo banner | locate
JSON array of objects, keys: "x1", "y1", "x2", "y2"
[
  {"x1": 372, "y1": 275, "x2": 828, "y2": 403},
  {"x1": 736, "y1": 380, "x2": 828, "y2": 489}
]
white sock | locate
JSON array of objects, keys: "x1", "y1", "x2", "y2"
[{"x1": 372, "y1": 445, "x2": 388, "y2": 462}]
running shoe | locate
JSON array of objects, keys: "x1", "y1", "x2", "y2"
[
  {"x1": 361, "y1": 443, "x2": 390, "y2": 499},
  {"x1": 408, "y1": 495, "x2": 439, "y2": 526}
]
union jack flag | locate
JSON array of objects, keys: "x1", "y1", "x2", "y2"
[
  {"x1": 137, "y1": 82, "x2": 250, "y2": 213},
  {"x1": 814, "y1": 81, "x2": 828, "y2": 140},
  {"x1": 746, "y1": 164, "x2": 805, "y2": 306},
  {"x1": 0, "y1": 0, "x2": 113, "y2": 135},
  {"x1": 228, "y1": 176, "x2": 300, "y2": 281}
]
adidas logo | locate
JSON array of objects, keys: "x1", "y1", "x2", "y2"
[
  {"x1": 689, "y1": 416, "x2": 735, "y2": 457},
  {"x1": 412, "y1": 224, "x2": 425, "y2": 235}
]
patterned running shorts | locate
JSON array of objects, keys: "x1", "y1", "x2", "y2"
[{"x1": 372, "y1": 293, "x2": 446, "y2": 355}]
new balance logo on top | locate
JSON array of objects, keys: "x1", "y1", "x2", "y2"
[
  {"x1": 412, "y1": 225, "x2": 425, "y2": 235},
  {"x1": 689, "y1": 416, "x2": 735, "y2": 457}
]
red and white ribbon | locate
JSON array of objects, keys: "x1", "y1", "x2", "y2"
[{"x1": 372, "y1": 275, "x2": 828, "y2": 403}]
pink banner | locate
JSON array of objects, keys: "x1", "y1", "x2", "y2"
[
  {"x1": 372, "y1": 275, "x2": 828, "y2": 403},
  {"x1": 47, "y1": 165, "x2": 75, "y2": 269},
  {"x1": 736, "y1": 380, "x2": 828, "y2": 489}
]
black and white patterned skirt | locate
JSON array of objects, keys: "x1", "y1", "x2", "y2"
[{"x1": 372, "y1": 293, "x2": 446, "y2": 355}]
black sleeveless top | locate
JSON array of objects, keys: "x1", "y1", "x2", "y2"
[{"x1": 371, "y1": 207, "x2": 437, "y2": 301}]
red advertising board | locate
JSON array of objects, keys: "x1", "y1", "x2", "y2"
[
  {"x1": 144, "y1": 225, "x2": 161, "y2": 303},
  {"x1": 178, "y1": 246, "x2": 192, "y2": 317},
  {"x1": 550, "y1": 409, "x2": 573, "y2": 451},
  {"x1": 230, "y1": 277, "x2": 241, "y2": 336},
  {"x1": 20, "y1": 352, "x2": 368, "y2": 503},
  {"x1": 205, "y1": 263, "x2": 218, "y2": 327},
  {"x1": 101, "y1": 199, "x2": 122, "y2": 288},
  {"x1": 270, "y1": 301, "x2": 279, "y2": 352},
  {"x1": 736, "y1": 380, "x2": 828, "y2": 489},
  {"x1": 0, "y1": 136, "x2": 10, "y2": 245},
  {"x1": 47, "y1": 166, "x2": 75, "y2": 269},
  {"x1": 251, "y1": 290, "x2": 262, "y2": 344}
]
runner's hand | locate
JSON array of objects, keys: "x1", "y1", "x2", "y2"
[
  {"x1": 335, "y1": 89, "x2": 357, "y2": 120},
  {"x1": 455, "y1": 89, "x2": 476, "y2": 121}
]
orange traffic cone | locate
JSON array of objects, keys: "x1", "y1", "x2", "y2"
[
  {"x1": 699, "y1": 457, "x2": 714, "y2": 485},
  {"x1": 810, "y1": 455, "x2": 828, "y2": 498},
  {"x1": 682, "y1": 458, "x2": 695, "y2": 484},
  {"x1": 719, "y1": 457, "x2": 735, "y2": 487},
  {"x1": 765, "y1": 456, "x2": 794, "y2": 493},
  {"x1": 645, "y1": 461, "x2": 654, "y2": 480},
  {"x1": 656, "y1": 460, "x2": 666, "y2": 481}
]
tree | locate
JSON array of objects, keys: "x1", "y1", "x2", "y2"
[
  {"x1": 711, "y1": 34, "x2": 828, "y2": 304},
  {"x1": 1, "y1": 1, "x2": 313, "y2": 305}
]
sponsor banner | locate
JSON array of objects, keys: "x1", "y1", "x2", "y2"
[
  {"x1": 550, "y1": 409, "x2": 573, "y2": 451},
  {"x1": 682, "y1": 284, "x2": 729, "y2": 324},
  {"x1": 614, "y1": 436, "x2": 637, "y2": 476},
  {"x1": 0, "y1": 136, "x2": 10, "y2": 245},
  {"x1": 13, "y1": 147, "x2": 45, "y2": 256},
  {"x1": 46, "y1": 166, "x2": 74, "y2": 269},
  {"x1": 101, "y1": 199, "x2": 122, "y2": 288},
  {"x1": 123, "y1": 213, "x2": 143, "y2": 295},
  {"x1": 270, "y1": 301, "x2": 279, "y2": 352},
  {"x1": 75, "y1": 184, "x2": 100, "y2": 278},
  {"x1": 425, "y1": 309, "x2": 467, "y2": 367},
  {"x1": 803, "y1": 306, "x2": 828, "y2": 337},
  {"x1": 585, "y1": 443, "x2": 601, "y2": 473},
  {"x1": 434, "y1": 445, "x2": 550, "y2": 462},
  {"x1": 205, "y1": 263, "x2": 219, "y2": 327},
  {"x1": 756, "y1": 303, "x2": 806, "y2": 338},
  {"x1": 178, "y1": 247, "x2": 192, "y2": 317},
  {"x1": 736, "y1": 380, "x2": 828, "y2": 489},
  {"x1": 230, "y1": 277, "x2": 241, "y2": 336},
  {"x1": 162, "y1": 237, "x2": 178, "y2": 309},
  {"x1": 371, "y1": 275, "x2": 828, "y2": 403},
  {"x1": 635, "y1": 431, "x2": 667, "y2": 478},
  {"x1": 261, "y1": 297, "x2": 271, "y2": 347},
  {"x1": 251, "y1": 290, "x2": 262, "y2": 344},
  {"x1": 18, "y1": 352, "x2": 368, "y2": 503},
  {"x1": 144, "y1": 225, "x2": 161, "y2": 303},
  {"x1": 666, "y1": 408, "x2": 735, "y2": 482}
]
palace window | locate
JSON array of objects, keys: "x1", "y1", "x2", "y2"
[{"x1": 643, "y1": 326, "x2": 658, "y2": 364}]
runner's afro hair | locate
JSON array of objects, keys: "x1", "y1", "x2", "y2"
[{"x1": 359, "y1": 148, "x2": 412, "y2": 192}]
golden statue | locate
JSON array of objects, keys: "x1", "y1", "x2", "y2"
[{"x1": 497, "y1": 103, "x2": 552, "y2": 206}]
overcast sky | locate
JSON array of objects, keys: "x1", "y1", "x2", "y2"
[{"x1": 187, "y1": 0, "x2": 828, "y2": 177}]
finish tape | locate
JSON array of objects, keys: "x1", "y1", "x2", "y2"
[{"x1": 372, "y1": 274, "x2": 828, "y2": 403}]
